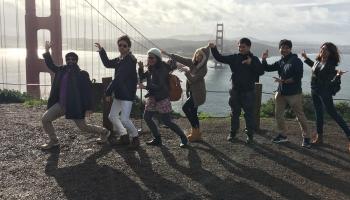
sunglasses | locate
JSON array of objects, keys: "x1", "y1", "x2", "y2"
[{"x1": 118, "y1": 44, "x2": 128, "y2": 48}]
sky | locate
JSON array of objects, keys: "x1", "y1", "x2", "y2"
[{"x1": 1, "y1": 0, "x2": 350, "y2": 45}]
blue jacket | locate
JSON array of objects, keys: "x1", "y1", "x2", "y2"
[{"x1": 263, "y1": 53, "x2": 303, "y2": 96}]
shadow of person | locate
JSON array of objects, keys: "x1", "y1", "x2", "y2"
[
  {"x1": 160, "y1": 146, "x2": 271, "y2": 200},
  {"x1": 193, "y1": 141, "x2": 320, "y2": 200},
  {"x1": 114, "y1": 146, "x2": 200, "y2": 200},
  {"x1": 45, "y1": 146, "x2": 148, "y2": 200},
  {"x1": 248, "y1": 141, "x2": 350, "y2": 197}
]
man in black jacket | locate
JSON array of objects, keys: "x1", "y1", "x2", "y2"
[
  {"x1": 209, "y1": 38, "x2": 264, "y2": 144},
  {"x1": 262, "y1": 39, "x2": 311, "y2": 148},
  {"x1": 95, "y1": 35, "x2": 139, "y2": 149},
  {"x1": 40, "y1": 41, "x2": 109, "y2": 150}
]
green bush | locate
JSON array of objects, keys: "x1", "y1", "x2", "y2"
[
  {"x1": 0, "y1": 89, "x2": 31, "y2": 103},
  {"x1": 260, "y1": 93, "x2": 350, "y2": 121}
]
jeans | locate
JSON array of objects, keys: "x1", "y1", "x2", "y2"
[
  {"x1": 42, "y1": 103, "x2": 107, "y2": 142},
  {"x1": 312, "y1": 89, "x2": 350, "y2": 138},
  {"x1": 275, "y1": 92, "x2": 310, "y2": 138},
  {"x1": 182, "y1": 95, "x2": 199, "y2": 128},
  {"x1": 229, "y1": 89, "x2": 256, "y2": 136},
  {"x1": 144, "y1": 111, "x2": 186, "y2": 140},
  {"x1": 108, "y1": 98, "x2": 138, "y2": 137}
]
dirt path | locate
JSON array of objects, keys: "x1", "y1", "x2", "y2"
[{"x1": 0, "y1": 104, "x2": 349, "y2": 200}]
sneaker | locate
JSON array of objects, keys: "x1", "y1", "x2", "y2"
[
  {"x1": 246, "y1": 134, "x2": 254, "y2": 144},
  {"x1": 272, "y1": 134, "x2": 288, "y2": 143},
  {"x1": 302, "y1": 138, "x2": 311, "y2": 148},
  {"x1": 180, "y1": 136, "x2": 188, "y2": 148},
  {"x1": 128, "y1": 137, "x2": 140, "y2": 149},
  {"x1": 146, "y1": 138, "x2": 162, "y2": 146},
  {"x1": 40, "y1": 140, "x2": 59, "y2": 150},
  {"x1": 96, "y1": 131, "x2": 111, "y2": 144}
]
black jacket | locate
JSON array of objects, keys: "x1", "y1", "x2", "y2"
[
  {"x1": 263, "y1": 53, "x2": 303, "y2": 96},
  {"x1": 43, "y1": 52, "x2": 92, "y2": 119},
  {"x1": 304, "y1": 58, "x2": 340, "y2": 92},
  {"x1": 99, "y1": 48, "x2": 138, "y2": 101},
  {"x1": 211, "y1": 47, "x2": 264, "y2": 92},
  {"x1": 139, "y1": 61, "x2": 175, "y2": 101}
]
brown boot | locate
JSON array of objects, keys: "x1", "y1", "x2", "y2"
[
  {"x1": 115, "y1": 135, "x2": 130, "y2": 145},
  {"x1": 312, "y1": 134, "x2": 323, "y2": 145},
  {"x1": 186, "y1": 128, "x2": 193, "y2": 137},
  {"x1": 187, "y1": 128, "x2": 201, "y2": 142},
  {"x1": 128, "y1": 136, "x2": 140, "y2": 149}
]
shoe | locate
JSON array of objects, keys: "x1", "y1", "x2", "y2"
[
  {"x1": 272, "y1": 134, "x2": 288, "y2": 143},
  {"x1": 128, "y1": 136, "x2": 140, "y2": 149},
  {"x1": 115, "y1": 134, "x2": 130, "y2": 145},
  {"x1": 186, "y1": 128, "x2": 193, "y2": 137},
  {"x1": 311, "y1": 133, "x2": 323, "y2": 145},
  {"x1": 146, "y1": 138, "x2": 162, "y2": 146},
  {"x1": 40, "y1": 140, "x2": 59, "y2": 150},
  {"x1": 246, "y1": 134, "x2": 254, "y2": 144},
  {"x1": 227, "y1": 132, "x2": 236, "y2": 142},
  {"x1": 187, "y1": 128, "x2": 201, "y2": 142},
  {"x1": 180, "y1": 135, "x2": 188, "y2": 148},
  {"x1": 96, "y1": 131, "x2": 111, "y2": 144},
  {"x1": 302, "y1": 138, "x2": 311, "y2": 148}
]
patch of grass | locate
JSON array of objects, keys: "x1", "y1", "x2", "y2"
[
  {"x1": 0, "y1": 89, "x2": 31, "y2": 103},
  {"x1": 23, "y1": 99, "x2": 48, "y2": 108}
]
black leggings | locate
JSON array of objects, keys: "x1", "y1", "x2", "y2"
[
  {"x1": 144, "y1": 111, "x2": 186, "y2": 139},
  {"x1": 182, "y1": 95, "x2": 199, "y2": 128},
  {"x1": 312, "y1": 89, "x2": 350, "y2": 139}
]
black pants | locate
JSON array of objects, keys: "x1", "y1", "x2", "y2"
[
  {"x1": 182, "y1": 95, "x2": 199, "y2": 128},
  {"x1": 229, "y1": 89, "x2": 256, "y2": 136},
  {"x1": 144, "y1": 111, "x2": 186, "y2": 140},
  {"x1": 312, "y1": 89, "x2": 350, "y2": 139}
]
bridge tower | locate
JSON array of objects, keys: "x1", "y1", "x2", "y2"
[
  {"x1": 215, "y1": 23, "x2": 224, "y2": 68},
  {"x1": 25, "y1": 0, "x2": 62, "y2": 97}
]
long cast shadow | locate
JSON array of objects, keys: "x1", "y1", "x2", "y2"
[
  {"x1": 45, "y1": 147, "x2": 148, "y2": 200},
  {"x1": 194, "y1": 141, "x2": 320, "y2": 200},
  {"x1": 160, "y1": 146, "x2": 272, "y2": 200},
  {"x1": 114, "y1": 147, "x2": 200, "y2": 200}
]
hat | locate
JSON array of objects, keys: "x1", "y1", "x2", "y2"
[{"x1": 147, "y1": 48, "x2": 162, "y2": 59}]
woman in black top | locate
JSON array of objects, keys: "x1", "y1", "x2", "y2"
[{"x1": 302, "y1": 42, "x2": 349, "y2": 151}]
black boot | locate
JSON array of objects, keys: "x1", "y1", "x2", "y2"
[
  {"x1": 128, "y1": 136, "x2": 140, "y2": 149},
  {"x1": 227, "y1": 131, "x2": 236, "y2": 142},
  {"x1": 115, "y1": 135, "x2": 130, "y2": 145},
  {"x1": 146, "y1": 137, "x2": 162, "y2": 146},
  {"x1": 180, "y1": 135, "x2": 188, "y2": 148}
]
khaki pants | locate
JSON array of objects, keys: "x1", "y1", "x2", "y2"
[
  {"x1": 275, "y1": 92, "x2": 310, "y2": 138},
  {"x1": 42, "y1": 103, "x2": 107, "y2": 142}
]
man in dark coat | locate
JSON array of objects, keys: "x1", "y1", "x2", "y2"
[
  {"x1": 40, "y1": 41, "x2": 109, "y2": 150},
  {"x1": 209, "y1": 38, "x2": 264, "y2": 144}
]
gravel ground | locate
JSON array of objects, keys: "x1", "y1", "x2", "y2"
[{"x1": 0, "y1": 104, "x2": 349, "y2": 200}]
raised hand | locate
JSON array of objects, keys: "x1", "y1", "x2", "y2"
[
  {"x1": 45, "y1": 41, "x2": 52, "y2": 52},
  {"x1": 262, "y1": 49, "x2": 269, "y2": 60},
  {"x1": 94, "y1": 43, "x2": 102, "y2": 51},
  {"x1": 242, "y1": 56, "x2": 252, "y2": 65},
  {"x1": 208, "y1": 43, "x2": 216, "y2": 48},
  {"x1": 138, "y1": 61, "x2": 144, "y2": 69},
  {"x1": 301, "y1": 50, "x2": 307, "y2": 59},
  {"x1": 337, "y1": 70, "x2": 348, "y2": 76}
]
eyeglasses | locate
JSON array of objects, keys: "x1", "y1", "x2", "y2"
[{"x1": 118, "y1": 44, "x2": 128, "y2": 48}]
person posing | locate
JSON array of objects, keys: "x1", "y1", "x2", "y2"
[
  {"x1": 95, "y1": 35, "x2": 139, "y2": 149},
  {"x1": 209, "y1": 38, "x2": 264, "y2": 144},
  {"x1": 138, "y1": 48, "x2": 188, "y2": 148},
  {"x1": 301, "y1": 42, "x2": 350, "y2": 152},
  {"x1": 161, "y1": 46, "x2": 210, "y2": 142},
  {"x1": 40, "y1": 41, "x2": 110, "y2": 150},
  {"x1": 262, "y1": 39, "x2": 311, "y2": 148}
]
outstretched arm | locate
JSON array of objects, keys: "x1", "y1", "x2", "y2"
[
  {"x1": 95, "y1": 43, "x2": 119, "y2": 69},
  {"x1": 42, "y1": 41, "x2": 60, "y2": 73}
]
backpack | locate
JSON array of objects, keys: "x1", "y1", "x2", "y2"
[
  {"x1": 168, "y1": 73, "x2": 182, "y2": 101},
  {"x1": 330, "y1": 76, "x2": 341, "y2": 96}
]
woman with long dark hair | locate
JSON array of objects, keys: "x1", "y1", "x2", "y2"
[
  {"x1": 302, "y1": 42, "x2": 349, "y2": 151},
  {"x1": 138, "y1": 48, "x2": 188, "y2": 148}
]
